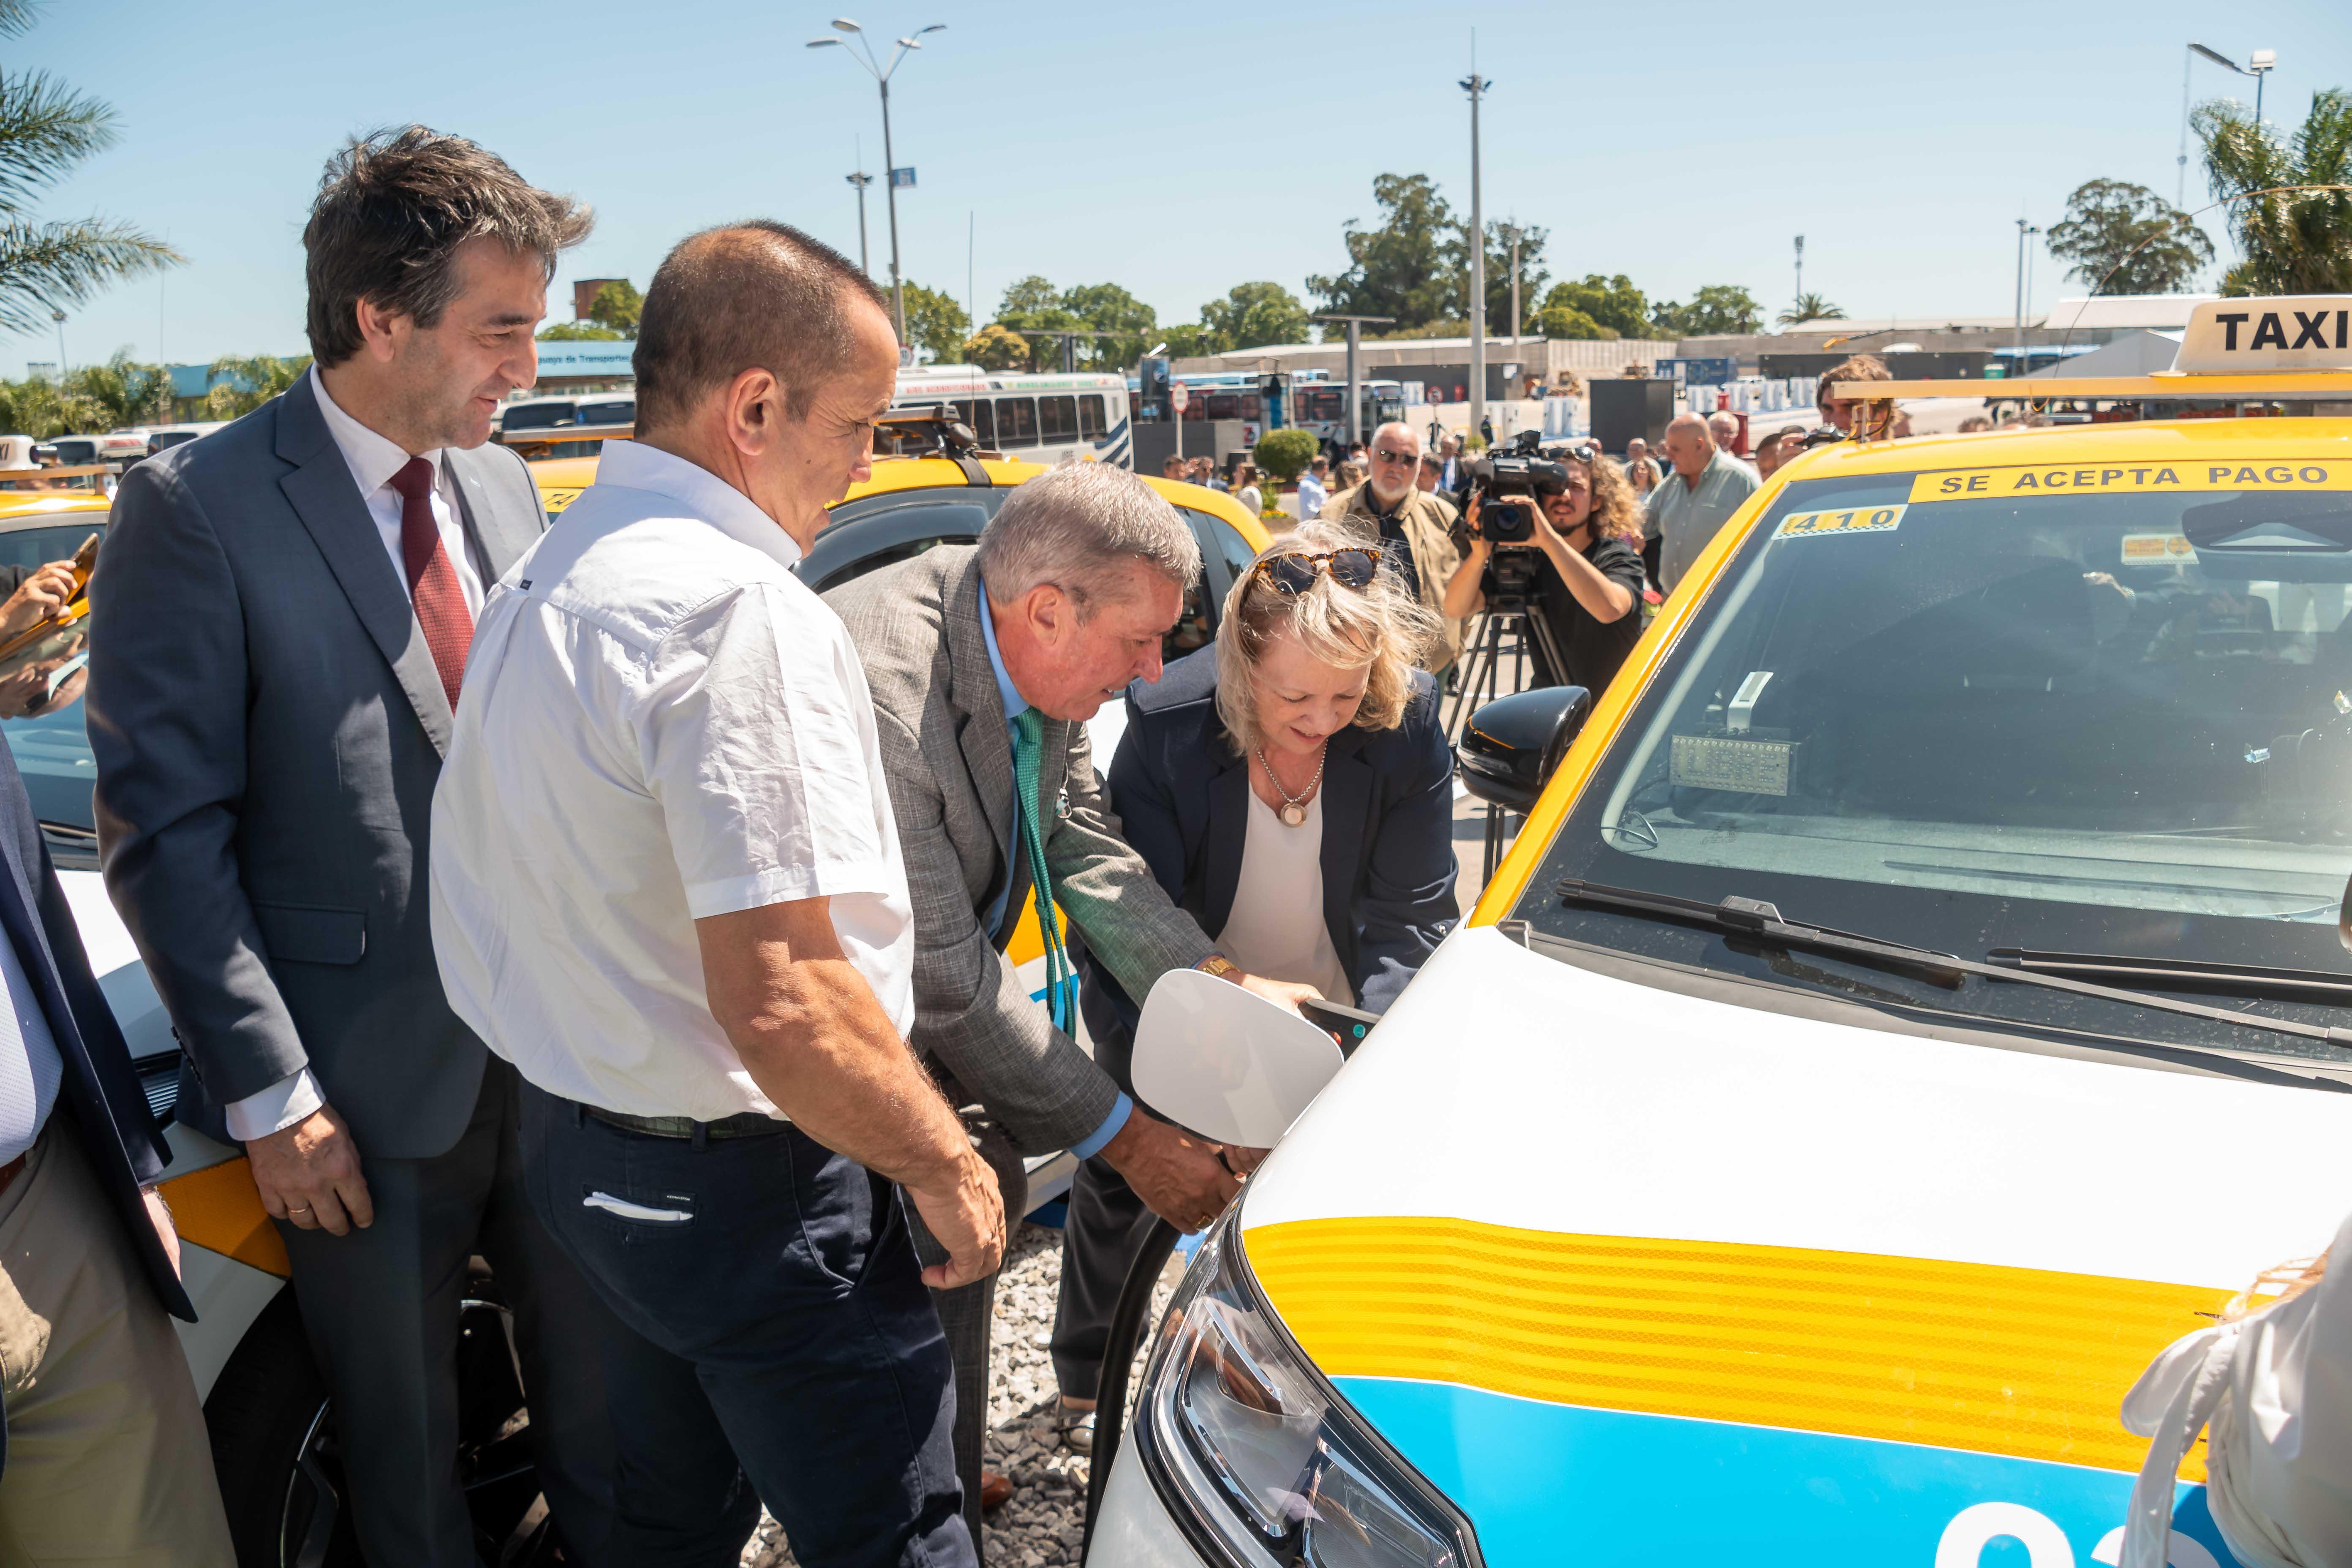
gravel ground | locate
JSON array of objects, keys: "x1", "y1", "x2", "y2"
[{"x1": 738, "y1": 1221, "x2": 1182, "y2": 1568}]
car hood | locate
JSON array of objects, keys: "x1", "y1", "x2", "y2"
[{"x1": 1234, "y1": 925, "x2": 2352, "y2": 1566}]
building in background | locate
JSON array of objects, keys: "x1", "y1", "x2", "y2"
[
  {"x1": 571, "y1": 278, "x2": 626, "y2": 321},
  {"x1": 531, "y1": 339, "x2": 636, "y2": 396}
]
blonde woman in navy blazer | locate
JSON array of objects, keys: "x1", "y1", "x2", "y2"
[{"x1": 1045, "y1": 522, "x2": 1459, "y2": 1446}]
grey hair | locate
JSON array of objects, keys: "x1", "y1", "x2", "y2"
[
  {"x1": 976, "y1": 462, "x2": 1201, "y2": 618},
  {"x1": 1369, "y1": 420, "x2": 1420, "y2": 456}
]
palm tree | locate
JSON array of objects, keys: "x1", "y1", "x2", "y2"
[
  {"x1": 0, "y1": 0, "x2": 181, "y2": 337},
  {"x1": 2194, "y1": 88, "x2": 2352, "y2": 295},
  {"x1": 1778, "y1": 292, "x2": 1845, "y2": 327},
  {"x1": 69, "y1": 349, "x2": 171, "y2": 428},
  {"x1": 201, "y1": 353, "x2": 310, "y2": 421}
]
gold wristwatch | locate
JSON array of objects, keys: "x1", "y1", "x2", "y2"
[{"x1": 1194, "y1": 953, "x2": 1242, "y2": 982}]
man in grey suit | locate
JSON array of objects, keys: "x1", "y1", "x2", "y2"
[
  {"x1": 89, "y1": 128, "x2": 629, "y2": 1565},
  {"x1": 828, "y1": 465, "x2": 1319, "y2": 1540}
]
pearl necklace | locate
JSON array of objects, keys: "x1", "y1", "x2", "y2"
[{"x1": 1253, "y1": 742, "x2": 1327, "y2": 828}]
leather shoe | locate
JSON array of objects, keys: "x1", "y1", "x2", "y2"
[{"x1": 980, "y1": 1469, "x2": 1014, "y2": 1511}]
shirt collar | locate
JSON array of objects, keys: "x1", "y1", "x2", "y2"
[
  {"x1": 975, "y1": 574, "x2": 1028, "y2": 727},
  {"x1": 590, "y1": 438, "x2": 804, "y2": 571},
  {"x1": 309, "y1": 365, "x2": 444, "y2": 497}
]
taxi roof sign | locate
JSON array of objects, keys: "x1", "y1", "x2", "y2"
[{"x1": 2175, "y1": 296, "x2": 2352, "y2": 373}]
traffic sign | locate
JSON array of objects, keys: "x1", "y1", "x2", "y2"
[
  {"x1": 1170, "y1": 383, "x2": 1190, "y2": 412},
  {"x1": 890, "y1": 167, "x2": 916, "y2": 188}
]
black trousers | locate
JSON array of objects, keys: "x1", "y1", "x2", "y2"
[
  {"x1": 904, "y1": 1108, "x2": 1029, "y2": 1563},
  {"x1": 520, "y1": 1082, "x2": 973, "y2": 1568},
  {"x1": 1047, "y1": 1152, "x2": 1162, "y2": 1402},
  {"x1": 277, "y1": 1058, "x2": 625, "y2": 1567}
]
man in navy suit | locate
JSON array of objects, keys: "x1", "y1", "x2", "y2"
[{"x1": 0, "y1": 722, "x2": 234, "y2": 1560}]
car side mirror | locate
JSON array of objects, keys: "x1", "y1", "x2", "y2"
[
  {"x1": 1455, "y1": 685, "x2": 1593, "y2": 814},
  {"x1": 1130, "y1": 968, "x2": 1344, "y2": 1148}
]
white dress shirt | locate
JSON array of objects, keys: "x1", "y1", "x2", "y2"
[
  {"x1": 220, "y1": 370, "x2": 489, "y2": 1142},
  {"x1": 428, "y1": 439, "x2": 915, "y2": 1120},
  {"x1": 0, "y1": 924, "x2": 63, "y2": 1165}
]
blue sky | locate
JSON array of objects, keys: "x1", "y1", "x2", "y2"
[{"x1": 17, "y1": 0, "x2": 2352, "y2": 378}]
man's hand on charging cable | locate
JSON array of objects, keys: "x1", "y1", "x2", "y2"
[{"x1": 1102, "y1": 1110, "x2": 1239, "y2": 1233}]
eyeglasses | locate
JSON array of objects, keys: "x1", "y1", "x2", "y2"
[
  {"x1": 1250, "y1": 548, "x2": 1382, "y2": 595},
  {"x1": 1370, "y1": 447, "x2": 1418, "y2": 466}
]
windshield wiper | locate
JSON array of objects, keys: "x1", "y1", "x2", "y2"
[
  {"x1": 1989, "y1": 950, "x2": 2352, "y2": 1005},
  {"x1": 1557, "y1": 879, "x2": 1968, "y2": 987},
  {"x1": 1556, "y1": 879, "x2": 2352, "y2": 1055}
]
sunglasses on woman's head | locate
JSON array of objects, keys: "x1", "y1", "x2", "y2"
[{"x1": 1251, "y1": 548, "x2": 1382, "y2": 595}]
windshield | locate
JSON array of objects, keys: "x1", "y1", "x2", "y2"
[{"x1": 1515, "y1": 458, "x2": 2352, "y2": 1063}]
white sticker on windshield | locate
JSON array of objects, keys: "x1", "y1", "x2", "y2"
[
  {"x1": 1671, "y1": 735, "x2": 1795, "y2": 796},
  {"x1": 1775, "y1": 504, "x2": 1905, "y2": 540},
  {"x1": 2120, "y1": 531, "x2": 2197, "y2": 564}
]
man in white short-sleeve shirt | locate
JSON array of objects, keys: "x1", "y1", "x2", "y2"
[{"x1": 430, "y1": 221, "x2": 998, "y2": 1568}]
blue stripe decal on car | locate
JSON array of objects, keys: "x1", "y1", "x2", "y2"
[{"x1": 1331, "y1": 1376, "x2": 2240, "y2": 1568}]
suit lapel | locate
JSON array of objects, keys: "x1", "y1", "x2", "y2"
[
  {"x1": 273, "y1": 376, "x2": 455, "y2": 755},
  {"x1": 944, "y1": 554, "x2": 1020, "y2": 934},
  {"x1": 448, "y1": 445, "x2": 540, "y2": 580},
  {"x1": 1319, "y1": 731, "x2": 1375, "y2": 964}
]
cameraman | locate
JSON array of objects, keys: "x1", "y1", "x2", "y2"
[{"x1": 1443, "y1": 444, "x2": 1645, "y2": 696}]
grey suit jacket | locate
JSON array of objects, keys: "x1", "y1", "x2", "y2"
[
  {"x1": 827, "y1": 546, "x2": 1216, "y2": 1155},
  {"x1": 88, "y1": 375, "x2": 544, "y2": 1160}
]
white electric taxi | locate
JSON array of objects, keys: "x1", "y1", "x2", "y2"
[{"x1": 1087, "y1": 298, "x2": 2352, "y2": 1567}]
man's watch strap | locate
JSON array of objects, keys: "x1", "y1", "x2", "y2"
[{"x1": 1194, "y1": 954, "x2": 1241, "y2": 982}]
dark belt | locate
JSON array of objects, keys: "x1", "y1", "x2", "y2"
[{"x1": 580, "y1": 1105, "x2": 789, "y2": 1141}]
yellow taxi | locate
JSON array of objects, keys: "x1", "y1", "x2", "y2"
[{"x1": 1086, "y1": 299, "x2": 2352, "y2": 1567}]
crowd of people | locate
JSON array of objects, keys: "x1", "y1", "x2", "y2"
[{"x1": 2, "y1": 127, "x2": 1467, "y2": 1568}]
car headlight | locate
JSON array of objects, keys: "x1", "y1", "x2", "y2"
[{"x1": 1133, "y1": 1216, "x2": 1478, "y2": 1568}]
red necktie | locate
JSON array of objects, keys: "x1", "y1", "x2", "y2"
[{"x1": 388, "y1": 457, "x2": 473, "y2": 711}]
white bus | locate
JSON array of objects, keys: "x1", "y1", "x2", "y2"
[{"x1": 891, "y1": 367, "x2": 1131, "y2": 468}]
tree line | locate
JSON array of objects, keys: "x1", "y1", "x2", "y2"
[{"x1": 0, "y1": 351, "x2": 309, "y2": 438}]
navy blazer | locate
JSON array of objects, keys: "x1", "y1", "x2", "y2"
[
  {"x1": 1079, "y1": 647, "x2": 1458, "y2": 1091},
  {"x1": 0, "y1": 735, "x2": 187, "y2": 1324}
]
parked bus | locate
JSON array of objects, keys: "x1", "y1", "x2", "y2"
[
  {"x1": 1130, "y1": 369, "x2": 1405, "y2": 455},
  {"x1": 890, "y1": 367, "x2": 1131, "y2": 468},
  {"x1": 1286, "y1": 375, "x2": 1405, "y2": 453}
]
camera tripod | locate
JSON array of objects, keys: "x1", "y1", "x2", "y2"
[{"x1": 1445, "y1": 570, "x2": 1569, "y2": 882}]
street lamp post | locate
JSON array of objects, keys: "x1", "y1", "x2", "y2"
[
  {"x1": 1461, "y1": 68, "x2": 1489, "y2": 443},
  {"x1": 1506, "y1": 224, "x2": 1522, "y2": 375},
  {"x1": 50, "y1": 308, "x2": 65, "y2": 379},
  {"x1": 808, "y1": 18, "x2": 944, "y2": 345},
  {"x1": 2181, "y1": 42, "x2": 2276, "y2": 205},
  {"x1": 2012, "y1": 218, "x2": 2040, "y2": 366},
  {"x1": 845, "y1": 170, "x2": 874, "y2": 276}
]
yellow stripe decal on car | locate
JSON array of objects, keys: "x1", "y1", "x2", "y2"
[
  {"x1": 160, "y1": 1159, "x2": 291, "y2": 1278},
  {"x1": 1244, "y1": 1216, "x2": 2228, "y2": 1478}
]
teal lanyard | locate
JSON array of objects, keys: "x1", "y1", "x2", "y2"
[{"x1": 1010, "y1": 708, "x2": 1077, "y2": 1032}]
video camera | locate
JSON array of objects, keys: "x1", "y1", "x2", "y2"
[{"x1": 1465, "y1": 430, "x2": 1571, "y2": 547}]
